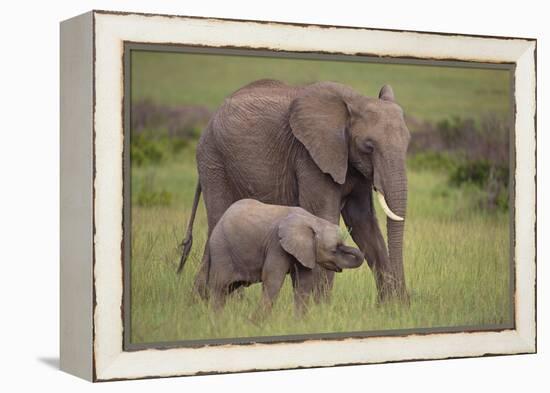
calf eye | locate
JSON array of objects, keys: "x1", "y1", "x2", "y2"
[{"x1": 362, "y1": 140, "x2": 374, "y2": 154}]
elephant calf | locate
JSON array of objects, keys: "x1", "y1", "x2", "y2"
[{"x1": 204, "y1": 199, "x2": 364, "y2": 314}]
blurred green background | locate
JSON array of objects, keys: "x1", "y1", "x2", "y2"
[
  {"x1": 131, "y1": 51, "x2": 511, "y2": 123},
  {"x1": 129, "y1": 50, "x2": 512, "y2": 344}
]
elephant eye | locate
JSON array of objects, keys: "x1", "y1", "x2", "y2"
[{"x1": 361, "y1": 140, "x2": 374, "y2": 154}]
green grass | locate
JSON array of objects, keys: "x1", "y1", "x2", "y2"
[
  {"x1": 129, "y1": 51, "x2": 512, "y2": 344},
  {"x1": 132, "y1": 50, "x2": 511, "y2": 124},
  {"x1": 130, "y1": 145, "x2": 511, "y2": 344}
]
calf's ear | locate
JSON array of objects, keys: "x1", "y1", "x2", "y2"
[{"x1": 278, "y1": 213, "x2": 316, "y2": 269}]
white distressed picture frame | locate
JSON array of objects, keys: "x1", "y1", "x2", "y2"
[{"x1": 60, "y1": 10, "x2": 536, "y2": 382}]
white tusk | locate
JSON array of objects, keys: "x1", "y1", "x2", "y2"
[{"x1": 376, "y1": 191, "x2": 404, "y2": 221}]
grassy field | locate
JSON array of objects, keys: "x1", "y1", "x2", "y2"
[
  {"x1": 131, "y1": 50, "x2": 511, "y2": 124},
  {"x1": 129, "y1": 51, "x2": 512, "y2": 344}
]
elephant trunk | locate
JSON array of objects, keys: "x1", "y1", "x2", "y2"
[
  {"x1": 380, "y1": 159, "x2": 408, "y2": 302},
  {"x1": 337, "y1": 244, "x2": 365, "y2": 269}
]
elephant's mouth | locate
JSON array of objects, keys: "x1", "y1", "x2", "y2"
[{"x1": 318, "y1": 261, "x2": 342, "y2": 273}]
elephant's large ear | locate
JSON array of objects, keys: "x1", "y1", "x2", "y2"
[
  {"x1": 378, "y1": 85, "x2": 395, "y2": 102},
  {"x1": 278, "y1": 213, "x2": 316, "y2": 269},
  {"x1": 289, "y1": 91, "x2": 349, "y2": 185}
]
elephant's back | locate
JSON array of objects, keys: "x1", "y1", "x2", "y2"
[
  {"x1": 218, "y1": 200, "x2": 290, "y2": 246},
  {"x1": 213, "y1": 81, "x2": 296, "y2": 137},
  {"x1": 229, "y1": 79, "x2": 291, "y2": 98},
  {"x1": 201, "y1": 82, "x2": 304, "y2": 204},
  {"x1": 221, "y1": 199, "x2": 291, "y2": 233}
]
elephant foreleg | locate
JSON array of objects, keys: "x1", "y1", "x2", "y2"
[
  {"x1": 252, "y1": 250, "x2": 289, "y2": 321},
  {"x1": 296, "y1": 160, "x2": 342, "y2": 302},
  {"x1": 342, "y1": 182, "x2": 398, "y2": 302},
  {"x1": 290, "y1": 263, "x2": 315, "y2": 315}
]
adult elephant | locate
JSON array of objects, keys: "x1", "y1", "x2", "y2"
[{"x1": 178, "y1": 79, "x2": 411, "y2": 302}]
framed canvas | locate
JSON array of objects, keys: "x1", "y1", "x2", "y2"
[{"x1": 60, "y1": 10, "x2": 537, "y2": 382}]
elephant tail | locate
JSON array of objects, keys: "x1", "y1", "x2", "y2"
[{"x1": 177, "y1": 182, "x2": 202, "y2": 273}]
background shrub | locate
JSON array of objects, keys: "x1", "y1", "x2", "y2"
[
  {"x1": 409, "y1": 113, "x2": 510, "y2": 211},
  {"x1": 134, "y1": 173, "x2": 173, "y2": 207}
]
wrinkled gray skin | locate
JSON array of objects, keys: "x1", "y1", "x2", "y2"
[
  {"x1": 179, "y1": 79, "x2": 411, "y2": 302},
  {"x1": 205, "y1": 199, "x2": 364, "y2": 313}
]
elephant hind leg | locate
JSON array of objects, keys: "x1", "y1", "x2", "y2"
[
  {"x1": 203, "y1": 260, "x2": 229, "y2": 311},
  {"x1": 193, "y1": 243, "x2": 210, "y2": 300},
  {"x1": 193, "y1": 165, "x2": 237, "y2": 298},
  {"x1": 209, "y1": 286, "x2": 227, "y2": 311},
  {"x1": 200, "y1": 165, "x2": 238, "y2": 235}
]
